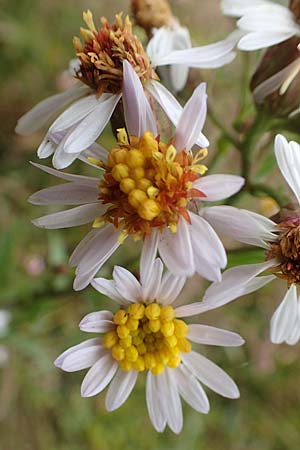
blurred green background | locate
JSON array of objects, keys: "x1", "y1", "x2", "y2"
[{"x1": 1, "y1": 0, "x2": 300, "y2": 449}]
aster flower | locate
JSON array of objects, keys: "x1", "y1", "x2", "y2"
[
  {"x1": 29, "y1": 61, "x2": 244, "y2": 290},
  {"x1": 16, "y1": 10, "x2": 237, "y2": 169},
  {"x1": 198, "y1": 134, "x2": 300, "y2": 345},
  {"x1": 221, "y1": 0, "x2": 300, "y2": 51},
  {"x1": 55, "y1": 257, "x2": 243, "y2": 434}
]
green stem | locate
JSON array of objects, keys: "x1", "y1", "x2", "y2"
[{"x1": 207, "y1": 102, "x2": 241, "y2": 150}]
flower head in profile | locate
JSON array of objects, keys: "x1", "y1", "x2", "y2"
[
  {"x1": 29, "y1": 62, "x2": 244, "y2": 290},
  {"x1": 16, "y1": 10, "x2": 237, "y2": 169},
  {"x1": 55, "y1": 257, "x2": 243, "y2": 433},
  {"x1": 199, "y1": 134, "x2": 300, "y2": 345}
]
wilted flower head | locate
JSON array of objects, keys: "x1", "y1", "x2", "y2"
[{"x1": 55, "y1": 257, "x2": 243, "y2": 433}]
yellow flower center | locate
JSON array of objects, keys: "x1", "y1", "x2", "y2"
[
  {"x1": 73, "y1": 11, "x2": 158, "y2": 94},
  {"x1": 103, "y1": 303, "x2": 191, "y2": 375},
  {"x1": 92, "y1": 129, "x2": 208, "y2": 240}
]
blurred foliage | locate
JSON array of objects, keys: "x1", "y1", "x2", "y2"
[{"x1": 1, "y1": 0, "x2": 300, "y2": 449}]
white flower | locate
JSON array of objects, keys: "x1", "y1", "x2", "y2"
[
  {"x1": 147, "y1": 23, "x2": 238, "y2": 92},
  {"x1": 29, "y1": 61, "x2": 244, "y2": 290},
  {"x1": 198, "y1": 134, "x2": 300, "y2": 345},
  {"x1": 55, "y1": 257, "x2": 243, "y2": 433},
  {"x1": 16, "y1": 11, "x2": 237, "y2": 169}
]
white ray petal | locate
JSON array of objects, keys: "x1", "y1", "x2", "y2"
[
  {"x1": 270, "y1": 285, "x2": 298, "y2": 344},
  {"x1": 91, "y1": 278, "x2": 129, "y2": 305},
  {"x1": 63, "y1": 94, "x2": 121, "y2": 154},
  {"x1": 161, "y1": 369, "x2": 183, "y2": 434},
  {"x1": 158, "y1": 272, "x2": 186, "y2": 305},
  {"x1": 202, "y1": 205, "x2": 277, "y2": 248},
  {"x1": 54, "y1": 338, "x2": 102, "y2": 368},
  {"x1": 30, "y1": 161, "x2": 99, "y2": 185},
  {"x1": 188, "y1": 324, "x2": 245, "y2": 347},
  {"x1": 79, "y1": 311, "x2": 114, "y2": 333},
  {"x1": 15, "y1": 84, "x2": 87, "y2": 135},
  {"x1": 49, "y1": 93, "x2": 100, "y2": 134},
  {"x1": 193, "y1": 175, "x2": 244, "y2": 201},
  {"x1": 59, "y1": 345, "x2": 105, "y2": 372},
  {"x1": 238, "y1": 31, "x2": 295, "y2": 51},
  {"x1": 175, "y1": 365, "x2": 210, "y2": 413},
  {"x1": 146, "y1": 80, "x2": 209, "y2": 147},
  {"x1": 174, "y1": 83, "x2": 207, "y2": 151},
  {"x1": 122, "y1": 60, "x2": 157, "y2": 137},
  {"x1": 274, "y1": 134, "x2": 300, "y2": 205},
  {"x1": 105, "y1": 369, "x2": 138, "y2": 411},
  {"x1": 221, "y1": 0, "x2": 270, "y2": 17},
  {"x1": 140, "y1": 230, "x2": 159, "y2": 286},
  {"x1": 32, "y1": 203, "x2": 101, "y2": 229},
  {"x1": 158, "y1": 219, "x2": 195, "y2": 277},
  {"x1": 141, "y1": 258, "x2": 163, "y2": 302},
  {"x1": 37, "y1": 135, "x2": 56, "y2": 159},
  {"x1": 182, "y1": 351, "x2": 240, "y2": 399},
  {"x1": 29, "y1": 183, "x2": 98, "y2": 205},
  {"x1": 146, "y1": 372, "x2": 167, "y2": 432},
  {"x1": 113, "y1": 266, "x2": 141, "y2": 302},
  {"x1": 81, "y1": 354, "x2": 118, "y2": 397},
  {"x1": 237, "y1": 4, "x2": 299, "y2": 34}
]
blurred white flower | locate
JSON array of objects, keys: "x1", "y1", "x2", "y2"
[
  {"x1": 221, "y1": 0, "x2": 300, "y2": 51},
  {"x1": 29, "y1": 61, "x2": 244, "y2": 290},
  {"x1": 0, "y1": 310, "x2": 11, "y2": 367},
  {"x1": 55, "y1": 257, "x2": 243, "y2": 433},
  {"x1": 200, "y1": 134, "x2": 300, "y2": 345},
  {"x1": 16, "y1": 11, "x2": 237, "y2": 169}
]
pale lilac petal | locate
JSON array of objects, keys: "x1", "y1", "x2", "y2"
[
  {"x1": 29, "y1": 183, "x2": 98, "y2": 205},
  {"x1": 193, "y1": 175, "x2": 244, "y2": 201},
  {"x1": 105, "y1": 369, "x2": 138, "y2": 411},
  {"x1": 81, "y1": 354, "x2": 118, "y2": 397},
  {"x1": 15, "y1": 84, "x2": 87, "y2": 135},
  {"x1": 202, "y1": 205, "x2": 277, "y2": 248},
  {"x1": 113, "y1": 266, "x2": 141, "y2": 302},
  {"x1": 141, "y1": 258, "x2": 163, "y2": 302},
  {"x1": 79, "y1": 311, "x2": 114, "y2": 333},
  {"x1": 182, "y1": 351, "x2": 240, "y2": 399},
  {"x1": 140, "y1": 230, "x2": 159, "y2": 286},
  {"x1": 158, "y1": 272, "x2": 186, "y2": 305},
  {"x1": 270, "y1": 285, "x2": 298, "y2": 344},
  {"x1": 49, "y1": 93, "x2": 100, "y2": 134},
  {"x1": 188, "y1": 324, "x2": 245, "y2": 347},
  {"x1": 54, "y1": 338, "x2": 102, "y2": 368},
  {"x1": 52, "y1": 141, "x2": 81, "y2": 169},
  {"x1": 69, "y1": 229, "x2": 100, "y2": 267},
  {"x1": 146, "y1": 80, "x2": 209, "y2": 148},
  {"x1": 32, "y1": 203, "x2": 102, "y2": 229},
  {"x1": 158, "y1": 219, "x2": 195, "y2": 277},
  {"x1": 174, "y1": 83, "x2": 207, "y2": 151},
  {"x1": 274, "y1": 134, "x2": 300, "y2": 205},
  {"x1": 91, "y1": 278, "x2": 129, "y2": 305},
  {"x1": 30, "y1": 162, "x2": 99, "y2": 186},
  {"x1": 63, "y1": 94, "x2": 121, "y2": 154},
  {"x1": 80, "y1": 143, "x2": 109, "y2": 166},
  {"x1": 59, "y1": 345, "x2": 106, "y2": 372},
  {"x1": 175, "y1": 365, "x2": 209, "y2": 413},
  {"x1": 122, "y1": 60, "x2": 157, "y2": 136},
  {"x1": 146, "y1": 372, "x2": 167, "y2": 432}
]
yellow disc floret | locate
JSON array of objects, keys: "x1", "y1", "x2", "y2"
[
  {"x1": 103, "y1": 302, "x2": 191, "y2": 375},
  {"x1": 94, "y1": 129, "x2": 208, "y2": 239}
]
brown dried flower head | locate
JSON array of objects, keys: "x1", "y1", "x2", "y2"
[
  {"x1": 73, "y1": 10, "x2": 158, "y2": 95},
  {"x1": 131, "y1": 0, "x2": 174, "y2": 35},
  {"x1": 267, "y1": 212, "x2": 300, "y2": 286}
]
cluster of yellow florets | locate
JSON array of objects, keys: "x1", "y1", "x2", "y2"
[
  {"x1": 73, "y1": 10, "x2": 157, "y2": 93},
  {"x1": 102, "y1": 303, "x2": 191, "y2": 375},
  {"x1": 93, "y1": 129, "x2": 207, "y2": 237}
]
